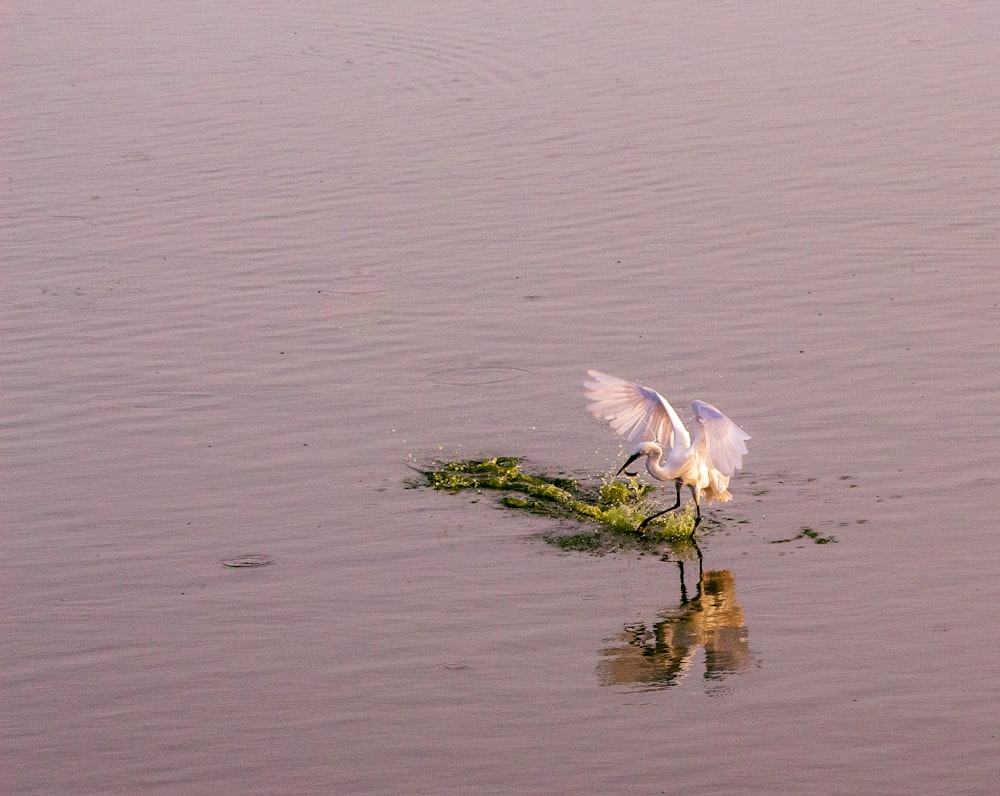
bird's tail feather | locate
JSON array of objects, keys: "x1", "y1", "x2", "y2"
[{"x1": 705, "y1": 488, "x2": 733, "y2": 504}]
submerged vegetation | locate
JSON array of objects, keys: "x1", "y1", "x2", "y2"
[
  {"x1": 411, "y1": 456, "x2": 700, "y2": 554},
  {"x1": 770, "y1": 526, "x2": 838, "y2": 545}
]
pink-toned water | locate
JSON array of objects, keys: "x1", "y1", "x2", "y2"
[{"x1": 4, "y1": 3, "x2": 1000, "y2": 793}]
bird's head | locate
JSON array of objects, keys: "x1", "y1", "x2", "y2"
[{"x1": 616, "y1": 440, "x2": 663, "y2": 477}]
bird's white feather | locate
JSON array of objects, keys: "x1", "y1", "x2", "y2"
[
  {"x1": 690, "y1": 400, "x2": 751, "y2": 478},
  {"x1": 584, "y1": 370, "x2": 686, "y2": 449}
]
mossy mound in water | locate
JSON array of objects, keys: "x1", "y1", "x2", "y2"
[{"x1": 413, "y1": 456, "x2": 698, "y2": 551}]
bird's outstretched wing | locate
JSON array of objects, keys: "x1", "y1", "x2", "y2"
[
  {"x1": 584, "y1": 370, "x2": 679, "y2": 448},
  {"x1": 690, "y1": 400, "x2": 751, "y2": 477}
]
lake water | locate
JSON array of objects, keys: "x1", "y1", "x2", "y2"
[{"x1": 4, "y1": 2, "x2": 1000, "y2": 793}]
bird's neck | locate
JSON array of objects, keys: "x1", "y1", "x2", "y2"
[{"x1": 645, "y1": 451, "x2": 682, "y2": 481}]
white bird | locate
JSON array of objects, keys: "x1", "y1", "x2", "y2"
[{"x1": 584, "y1": 370, "x2": 750, "y2": 530}]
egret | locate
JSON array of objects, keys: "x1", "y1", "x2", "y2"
[{"x1": 584, "y1": 370, "x2": 750, "y2": 531}]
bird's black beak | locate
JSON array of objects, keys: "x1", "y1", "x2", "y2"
[{"x1": 617, "y1": 452, "x2": 641, "y2": 478}]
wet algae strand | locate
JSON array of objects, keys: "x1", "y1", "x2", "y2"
[{"x1": 414, "y1": 456, "x2": 697, "y2": 543}]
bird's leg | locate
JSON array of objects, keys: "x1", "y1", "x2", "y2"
[
  {"x1": 637, "y1": 481, "x2": 683, "y2": 531},
  {"x1": 691, "y1": 484, "x2": 702, "y2": 529}
]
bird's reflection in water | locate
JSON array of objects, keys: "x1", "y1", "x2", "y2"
[{"x1": 597, "y1": 547, "x2": 757, "y2": 692}]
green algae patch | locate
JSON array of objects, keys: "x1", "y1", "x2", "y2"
[{"x1": 412, "y1": 456, "x2": 697, "y2": 550}]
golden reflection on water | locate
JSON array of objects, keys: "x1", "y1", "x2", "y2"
[{"x1": 597, "y1": 566, "x2": 757, "y2": 692}]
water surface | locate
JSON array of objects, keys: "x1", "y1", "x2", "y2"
[{"x1": 4, "y1": 3, "x2": 1000, "y2": 793}]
